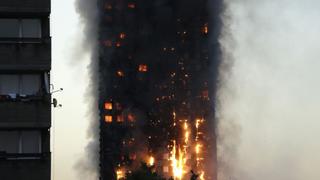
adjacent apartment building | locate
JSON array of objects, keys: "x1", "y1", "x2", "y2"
[{"x1": 0, "y1": 0, "x2": 51, "y2": 179}]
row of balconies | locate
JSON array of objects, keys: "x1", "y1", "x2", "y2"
[
  {"x1": 0, "y1": 154, "x2": 51, "y2": 180},
  {"x1": 0, "y1": 37, "x2": 51, "y2": 71},
  {"x1": 0, "y1": 0, "x2": 50, "y2": 13},
  {"x1": 0, "y1": 96, "x2": 51, "y2": 128}
]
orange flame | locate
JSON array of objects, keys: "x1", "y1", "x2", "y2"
[
  {"x1": 138, "y1": 64, "x2": 148, "y2": 72},
  {"x1": 128, "y1": 3, "x2": 136, "y2": 9},
  {"x1": 170, "y1": 141, "x2": 187, "y2": 180},
  {"x1": 149, "y1": 156, "x2": 155, "y2": 166},
  {"x1": 119, "y1": 33, "x2": 126, "y2": 39},
  {"x1": 203, "y1": 23, "x2": 209, "y2": 34},
  {"x1": 184, "y1": 122, "x2": 190, "y2": 149},
  {"x1": 200, "y1": 171, "x2": 205, "y2": 180},
  {"x1": 117, "y1": 115, "x2": 124, "y2": 122},
  {"x1": 127, "y1": 114, "x2": 135, "y2": 122},
  {"x1": 116, "y1": 169, "x2": 125, "y2": 180},
  {"x1": 115, "y1": 42, "x2": 121, "y2": 47},
  {"x1": 195, "y1": 143, "x2": 202, "y2": 155},
  {"x1": 117, "y1": 70, "x2": 125, "y2": 77},
  {"x1": 104, "y1": 102, "x2": 112, "y2": 110},
  {"x1": 104, "y1": 115, "x2": 112, "y2": 123}
]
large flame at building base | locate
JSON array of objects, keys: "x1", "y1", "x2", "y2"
[{"x1": 115, "y1": 116, "x2": 209, "y2": 180}]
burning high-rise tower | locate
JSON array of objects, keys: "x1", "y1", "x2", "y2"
[{"x1": 97, "y1": 0, "x2": 222, "y2": 179}]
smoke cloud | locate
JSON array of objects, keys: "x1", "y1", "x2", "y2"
[
  {"x1": 218, "y1": 0, "x2": 320, "y2": 180},
  {"x1": 73, "y1": 0, "x2": 99, "y2": 179}
]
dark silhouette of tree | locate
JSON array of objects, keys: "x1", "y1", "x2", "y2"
[
  {"x1": 190, "y1": 170, "x2": 199, "y2": 180},
  {"x1": 124, "y1": 162, "x2": 200, "y2": 180}
]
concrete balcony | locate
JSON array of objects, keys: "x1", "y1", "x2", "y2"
[
  {"x1": 0, "y1": 38, "x2": 51, "y2": 71},
  {"x1": 0, "y1": 153, "x2": 50, "y2": 180},
  {"x1": 0, "y1": 96, "x2": 51, "y2": 128},
  {"x1": 0, "y1": 0, "x2": 50, "y2": 13}
]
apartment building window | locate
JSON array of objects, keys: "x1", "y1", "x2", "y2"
[
  {"x1": 0, "y1": 74, "x2": 41, "y2": 95},
  {"x1": 0, "y1": 19, "x2": 41, "y2": 38},
  {"x1": 0, "y1": 131, "x2": 41, "y2": 154}
]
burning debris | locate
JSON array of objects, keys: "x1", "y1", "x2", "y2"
[
  {"x1": 138, "y1": 64, "x2": 148, "y2": 72},
  {"x1": 97, "y1": 0, "x2": 223, "y2": 179}
]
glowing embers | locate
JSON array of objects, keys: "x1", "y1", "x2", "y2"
[
  {"x1": 117, "y1": 70, "x2": 125, "y2": 77},
  {"x1": 127, "y1": 113, "x2": 135, "y2": 122},
  {"x1": 102, "y1": 40, "x2": 112, "y2": 47},
  {"x1": 138, "y1": 64, "x2": 148, "y2": 72},
  {"x1": 104, "y1": 2, "x2": 112, "y2": 10},
  {"x1": 127, "y1": 2, "x2": 136, "y2": 9},
  {"x1": 201, "y1": 90, "x2": 209, "y2": 100},
  {"x1": 104, "y1": 102, "x2": 113, "y2": 110},
  {"x1": 102, "y1": 40, "x2": 122, "y2": 48},
  {"x1": 155, "y1": 95, "x2": 174, "y2": 102},
  {"x1": 130, "y1": 152, "x2": 137, "y2": 160},
  {"x1": 170, "y1": 72, "x2": 176, "y2": 78},
  {"x1": 115, "y1": 42, "x2": 122, "y2": 48},
  {"x1": 162, "y1": 47, "x2": 176, "y2": 52},
  {"x1": 202, "y1": 23, "x2": 209, "y2": 35},
  {"x1": 117, "y1": 115, "x2": 124, "y2": 123},
  {"x1": 115, "y1": 102, "x2": 122, "y2": 110},
  {"x1": 119, "y1": 33, "x2": 126, "y2": 39},
  {"x1": 105, "y1": 115, "x2": 113, "y2": 123}
]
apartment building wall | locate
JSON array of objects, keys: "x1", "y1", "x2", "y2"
[{"x1": 0, "y1": 0, "x2": 51, "y2": 179}]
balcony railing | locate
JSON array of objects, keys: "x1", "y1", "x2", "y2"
[
  {"x1": 0, "y1": 152, "x2": 50, "y2": 160},
  {"x1": 0, "y1": 37, "x2": 51, "y2": 71},
  {"x1": 0, "y1": 152, "x2": 51, "y2": 180}
]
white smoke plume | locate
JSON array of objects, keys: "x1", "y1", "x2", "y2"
[{"x1": 218, "y1": 0, "x2": 320, "y2": 180}]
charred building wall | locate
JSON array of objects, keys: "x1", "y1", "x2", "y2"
[{"x1": 98, "y1": 0, "x2": 222, "y2": 179}]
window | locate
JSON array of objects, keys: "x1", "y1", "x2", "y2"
[
  {"x1": 128, "y1": 2, "x2": 136, "y2": 9},
  {"x1": 21, "y1": 19, "x2": 41, "y2": 38},
  {"x1": 0, "y1": 19, "x2": 20, "y2": 37},
  {"x1": 21, "y1": 131, "x2": 41, "y2": 153},
  {"x1": 105, "y1": 115, "x2": 113, "y2": 123},
  {"x1": 0, "y1": 74, "x2": 41, "y2": 95},
  {"x1": 104, "y1": 102, "x2": 113, "y2": 110},
  {"x1": 0, "y1": 131, "x2": 41, "y2": 154},
  {"x1": 0, "y1": 131, "x2": 19, "y2": 153},
  {"x1": 138, "y1": 64, "x2": 148, "y2": 72},
  {"x1": 0, "y1": 19, "x2": 41, "y2": 38}
]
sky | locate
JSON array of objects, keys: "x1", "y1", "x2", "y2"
[
  {"x1": 51, "y1": 0, "x2": 320, "y2": 180},
  {"x1": 51, "y1": 0, "x2": 91, "y2": 179}
]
